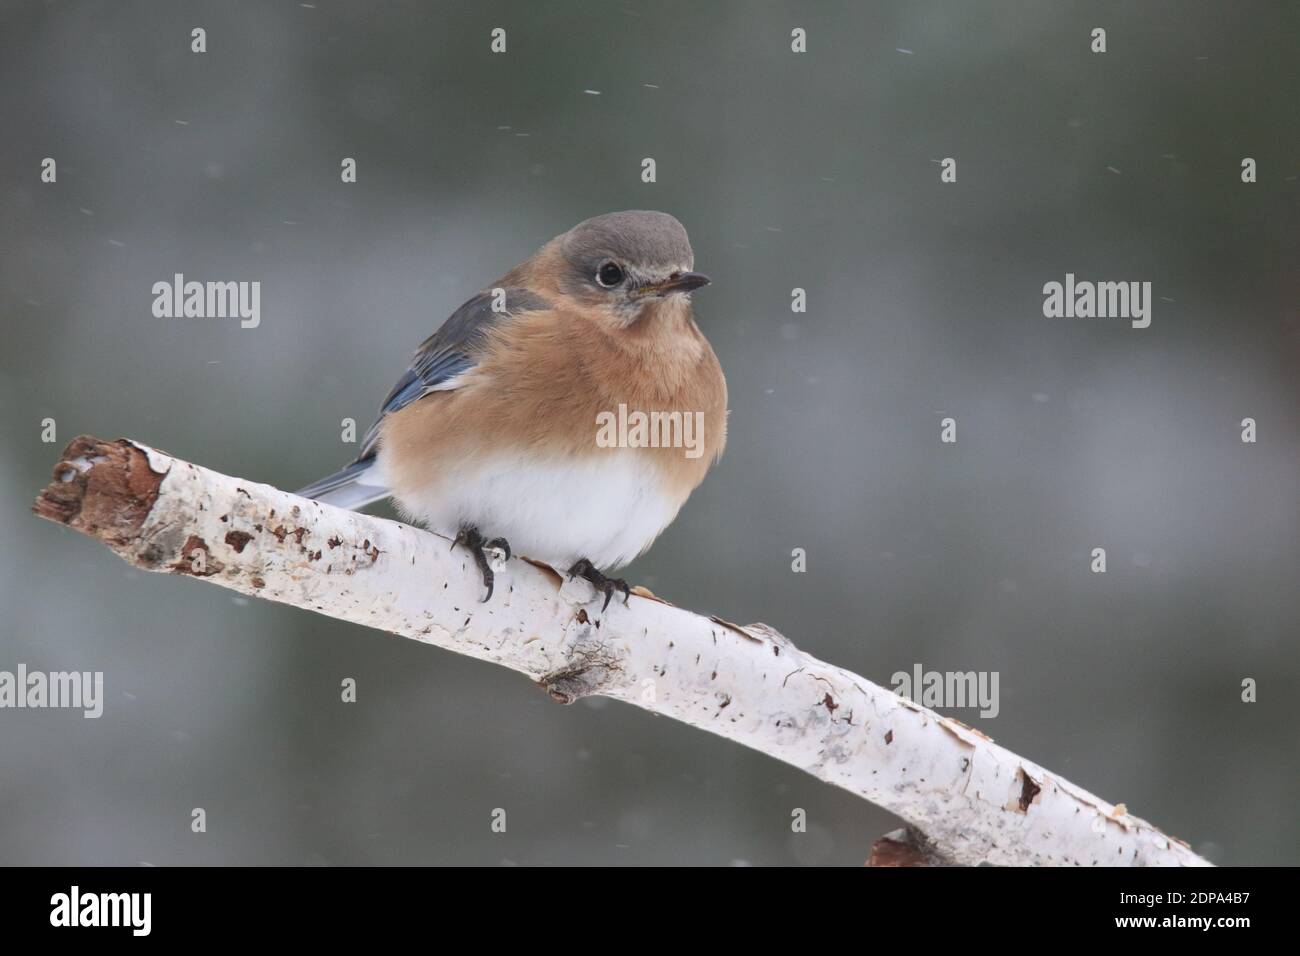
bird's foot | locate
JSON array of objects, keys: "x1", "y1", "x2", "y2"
[
  {"x1": 452, "y1": 526, "x2": 511, "y2": 602},
  {"x1": 567, "y1": 558, "x2": 630, "y2": 612}
]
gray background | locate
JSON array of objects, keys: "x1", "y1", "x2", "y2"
[{"x1": 1, "y1": 1, "x2": 1296, "y2": 865}]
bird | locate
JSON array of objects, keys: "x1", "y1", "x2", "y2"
[{"x1": 297, "y1": 210, "x2": 728, "y2": 607}]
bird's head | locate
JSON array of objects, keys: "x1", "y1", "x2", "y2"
[{"x1": 552, "y1": 210, "x2": 710, "y2": 326}]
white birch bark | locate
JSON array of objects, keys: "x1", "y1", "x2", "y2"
[{"x1": 34, "y1": 436, "x2": 1210, "y2": 867}]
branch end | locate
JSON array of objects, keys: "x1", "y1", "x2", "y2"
[{"x1": 33, "y1": 435, "x2": 165, "y2": 548}]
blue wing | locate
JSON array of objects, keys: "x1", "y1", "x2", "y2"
[
  {"x1": 355, "y1": 286, "x2": 550, "y2": 461},
  {"x1": 297, "y1": 286, "x2": 549, "y2": 506}
]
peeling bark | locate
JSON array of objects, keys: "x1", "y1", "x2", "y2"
[
  {"x1": 867, "y1": 827, "x2": 953, "y2": 867},
  {"x1": 33, "y1": 435, "x2": 1212, "y2": 867}
]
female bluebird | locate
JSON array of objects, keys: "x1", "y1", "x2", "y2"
[{"x1": 298, "y1": 211, "x2": 728, "y2": 605}]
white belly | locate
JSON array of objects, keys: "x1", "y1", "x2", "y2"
[{"x1": 381, "y1": 450, "x2": 683, "y2": 571}]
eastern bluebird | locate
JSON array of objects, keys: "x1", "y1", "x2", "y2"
[{"x1": 298, "y1": 210, "x2": 728, "y2": 605}]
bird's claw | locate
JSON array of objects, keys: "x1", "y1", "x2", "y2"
[
  {"x1": 453, "y1": 526, "x2": 510, "y2": 602},
  {"x1": 568, "y1": 558, "x2": 631, "y2": 612}
]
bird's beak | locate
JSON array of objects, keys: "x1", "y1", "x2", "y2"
[{"x1": 635, "y1": 271, "x2": 711, "y2": 298}]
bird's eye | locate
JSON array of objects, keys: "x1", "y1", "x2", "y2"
[{"x1": 596, "y1": 261, "x2": 625, "y2": 288}]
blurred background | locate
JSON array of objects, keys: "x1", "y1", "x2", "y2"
[{"x1": 1, "y1": 0, "x2": 1296, "y2": 865}]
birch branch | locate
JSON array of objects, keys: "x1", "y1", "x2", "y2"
[{"x1": 33, "y1": 435, "x2": 1210, "y2": 867}]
